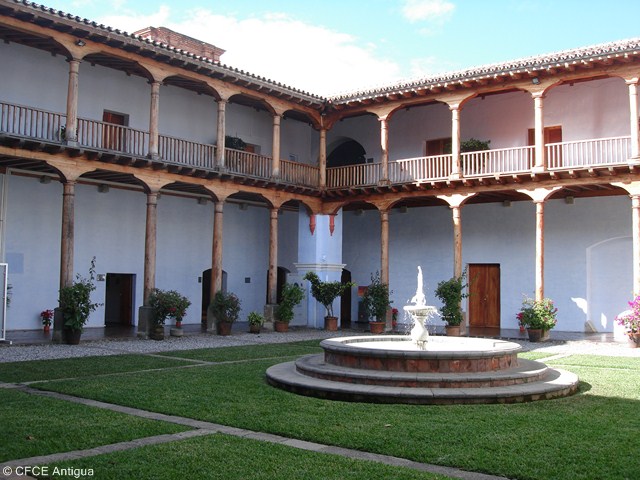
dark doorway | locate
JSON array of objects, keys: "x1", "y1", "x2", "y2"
[
  {"x1": 104, "y1": 273, "x2": 135, "y2": 326},
  {"x1": 341, "y1": 269, "x2": 352, "y2": 327},
  {"x1": 201, "y1": 268, "x2": 227, "y2": 325},
  {"x1": 467, "y1": 264, "x2": 501, "y2": 335},
  {"x1": 265, "y1": 267, "x2": 290, "y2": 304},
  {"x1": 327, "y1": 139, "x2": 367, "y2": 167},
  {"x1": 102, "y1": 111, "x2": 128, "y2": 151}
]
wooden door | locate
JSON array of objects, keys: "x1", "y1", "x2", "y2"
[
  {"x1": 102, "y1": 111, "x2": 126, "y2": 151},
  {"x1": 467, "y1": 264, "x2": 500, "y2": 328}
]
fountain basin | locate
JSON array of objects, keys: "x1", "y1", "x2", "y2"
[
  {"x1": 266, "y1": 335, "x2": 579, "y2": 404},
  {"x1": 321, "y1": 336, "x2": 521, "y2": 373}
]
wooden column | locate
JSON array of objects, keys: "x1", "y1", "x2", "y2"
[
  {"x1": 215, "y1": 99, "x2": 227, "y2": 168},
  {"x1": 211, "y1": 201, "x2": 224, "y2": 295},
  {"x1": 627, "y1": 80, "x2": 639, "y2": 159},
  {"x1": 450, "y1": 105, "x2": 461, "y2": 177},
  {"x1": 143, "y1": 192, "x2": 158, "y2": 305},
  {"x1": 452, "y1": 205, "x2": 463, "y2": 279},
  {"x1": 379, "y1": 117, "x2": 389, "y2": 183},
  {"x1": 380, "y1": 209, "x2": 390, "y2": 330},
  {"x1": 532, "y1": 92, "x2": 546, "y2": 170},
  {"x1": 65, "y1": 59, "x2": 80, "y2": 143},
  {"x1": 534, "y1": 200, "x2": 545, "y2": 301},
  {"x1": 272, "y1": 114, "x2": 282, "y2": 178},
  {"x1": 632, "y1": 194, "x2": 640, "y2": 295},
  {"x1": 148, "y1": 81, "x2": 161, "y2": 159},
  {"x1": 60, "y1": 181, "x2": 76, "y2": 289},
  {"x1": 267, "y1": 207, "x2": 279, "y2": 304},
  {"x1": 319, "y1": 128, "x2": 327, "y2": 188}
]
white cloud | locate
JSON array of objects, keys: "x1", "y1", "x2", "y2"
[
  {"x1": 98, "y1": 7, "x2": 402, "y2": 97},
  {"x1": 401, "y1": 0, "x2": 455, "y2": 23}
]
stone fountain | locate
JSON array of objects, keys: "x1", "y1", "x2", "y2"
[
  {"x1": 266, "y1": 268, "x2": 579, "y2": 404},
  {"x1": 404, "y1": 266, "x2": 438, "y2": 349}
]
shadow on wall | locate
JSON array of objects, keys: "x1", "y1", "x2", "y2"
[{"x1": 587, "y1": 236, "x2": 631, "y2": 332}]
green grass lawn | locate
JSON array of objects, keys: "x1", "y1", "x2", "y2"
[
  {"x1": 0, "y1": 388, "x2": 188, "y2": 462},
  {"x1": 44, "y1": 433, "x2": 450, "y2": 480},
  {"x1": 3, "y1": 342, "x2": 639, "y2": 480}
]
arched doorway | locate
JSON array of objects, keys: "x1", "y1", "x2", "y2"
[
  {"x1": 327, "y1": 139, "x2": 367, "y2": 167},
  {"x1": 341, "y1": 269, "x2": 352, "y2": 327}
]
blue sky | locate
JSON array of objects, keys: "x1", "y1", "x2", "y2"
[{"x1": 44, "y1": 0, "x2": 640, "y2": 96}]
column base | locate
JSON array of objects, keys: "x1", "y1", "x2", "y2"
[
  {"x1": 531, "y1": 165, "x2": 547, "y2": 174},
  {"x1": 263, "y1": 304, "x2": 277, "y2": 331},
  {"x1": 52, "y1": 307, "x2": 65, "y2": 344},
  {"x1": 137, "y1": 305, "x2": 153, "y2": 339},
  {"x1": 448, "y1": 172, "x2": 462, "y2": 181}
]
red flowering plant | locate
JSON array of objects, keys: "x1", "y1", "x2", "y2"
[
  {"x1": 391, "y1": 308, "x2": 399, "y2": 328},
  {"x1": 616, "y1": 295, "x2": 640, "y2": 337},
  {"x1": 148, "y1": 289, "x2": 191, "y2": 326},
  {"x1": 517, "y1": 297, "x2": 558, "y2": 330},
  {"x1": 40, "y1": 309, "x2": 54, "y2": 326}
]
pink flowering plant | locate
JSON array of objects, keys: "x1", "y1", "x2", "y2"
[
  {"x1": 616, "y1": 295, "x2": 640, "y2": 336},
  {"x1": 517, "y1": 297, "x2": 558, "y2": 330}
]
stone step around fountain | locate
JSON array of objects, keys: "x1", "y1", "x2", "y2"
[
  {"x1": 295, "y1": 354, "x2": 551, "y2": 388},
  {"x1": 266, "y1": 360, "x2": 579, "y2": 405}
]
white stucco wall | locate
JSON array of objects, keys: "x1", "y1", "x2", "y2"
[
  {"x1": 158, "y1": 85, "x2": 218, "y2": 144},
  {"x1": 343, "y1": 195, "x2": 631, "y2": 332},
  {"x1": 0, "y1": 42, "x2": 68, "y2": 112}
]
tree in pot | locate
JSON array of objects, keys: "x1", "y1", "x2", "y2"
[
  {"x1": 148, "y1": 288, "x2": 191, "y2": 340},
  {"x1": 434, "y1": 269, "x2": 468, "y2": 336},
  {"x1": 58, "y1": 257, "x2": 101, "y2": 345},
  {"x1": 210, "y1": 291, "x2": 241, "y2": 336},
  {"x1": 274, "y1": 283, "x2": 305, "y2": 332},
  {"x1": 361, "y1": 272, "x2": 391, "y2": 334},
  {"x1": 303, "y1": 272, "x2": 354, "y2": 331},
  {"x1": 247, "y1": 311, "x2": 264, "y2": 334}
]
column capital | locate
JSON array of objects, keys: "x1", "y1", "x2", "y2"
[{"x1": 518, "y1": 186, "x2": 561, "y2": 203}]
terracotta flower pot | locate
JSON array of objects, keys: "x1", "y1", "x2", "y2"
[
  {"x1": 249, "y1": 324, "x2": 261, "y2": 334},
  {"x1": 527, "y1": 328, "x2": 550, "y2": 342},
  {"x1": 324, "y1": 316, "x2": 338, "y2": 331},
  {"x1": 628, "y1": 332, "x2": 640, "y2": 348},
  {"x1": 274, "y1": 321, "x2": 289, "y2": 332},
  {"x1": 369, "y1": 321, "x2": 385, "y2": 334},
  {"x1": 445, "y1": 325, "x2": 461, "y2": 336},
  {"x1": 149, "y1": 325, "x2": 165, "y2": 341},
  {"x1": 64, "y1": 328, "x2": 81, "y2": 345},
  {"x1": 217, "y1": 321, "x2": 232, "y2": 336},
  {"x1": 43, "y1": 325, "x2": 50, "y2": 334}
]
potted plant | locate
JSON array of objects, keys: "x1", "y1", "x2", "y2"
[
  {"x1": 148, "y1": 289, "x2": 191, "y2": 340},
  {"x1": 517, "y1": 296, "x2": 558, "y2": 342},
  {"x1": 362, "y1": 272, "x2": 391, "y2": 334},
  {"x1": 40, "y1": 309, "x2": 54, "y2": 333},
  {"x1": 274, "y1": 282, "x2": 305, "y2": 332},
  {"x1": 615, "y1": 295, "x2": 640, "y2": 348},
  {"x1": 58, "y1": 257, "x2": 101, "y2": 345},
  {"x1": 434, "y1": 269, "x2": 468, "y2": 336},
  {"x1": 210, "y1": 290, "x2": 241, "y2": 336},
  {"x1": 247, "y1": 311, "x2": 264, "y2": 334},
  {"x1": 303, "y1": 272, "x2": 354, "y2": 331}
]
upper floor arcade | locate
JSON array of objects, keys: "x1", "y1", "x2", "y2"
[{"x1": 1, "y1": 0, "x2": 640, "y2": 206}]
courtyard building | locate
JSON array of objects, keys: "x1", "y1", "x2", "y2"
[{"x1": 1, "y1": 0, "x2": 639, "y2": 339}]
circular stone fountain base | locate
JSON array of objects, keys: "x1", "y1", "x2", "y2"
[{"x1": 266, "y1": 336, "x2": 579, "y2": 404}]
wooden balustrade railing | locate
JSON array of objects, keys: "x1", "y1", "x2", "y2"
[
  {"x1": 159, "y1": 134, "x2": 216, "y2": 169},
  {"x1": 0, "y1": 101, "x2": 66, "y2": 142},
  {"x1": 1, "y1": 101, "x2": 636, "y2": 190},
  {"x1": 547, "y1": 136, "x2": 631, "y2": 169},
  {"x1": 77, "y1": 118, "x2": 149, "y2": 157},
  {"x1": 462, "y1": 145, "x2": 533, "y2": 176},
  {"x1": 392, "y1": 154, "x2": 452, "y2": 182},
  {"x1": 326, "y1": 162, "x2": 382, "y2": 188},
  {"x1": 280, "y1": 159, "x2": 319, "y2": 187},
  {"x1": 224, "y1": 147, "x2": 272, "y2": 178}
]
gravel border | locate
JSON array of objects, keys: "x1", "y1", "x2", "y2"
[{"x1": 0, "y1": 329, "x2": 638, "y2": 363}]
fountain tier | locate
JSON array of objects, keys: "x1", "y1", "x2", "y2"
[{"x1": 266, "y1": 336, "x2": 579, "y2": 404}]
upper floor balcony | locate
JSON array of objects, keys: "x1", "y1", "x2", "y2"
[{"x1": 0, "y1": 100, "x2": 635, "y2": 196}]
